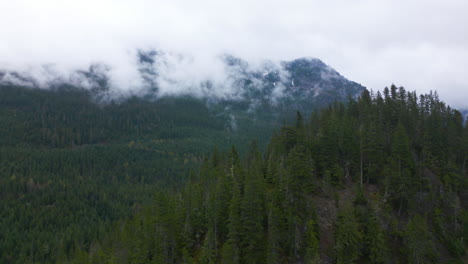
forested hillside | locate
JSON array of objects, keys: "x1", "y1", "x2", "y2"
[
  {"x1": 0, "y1": 56, "x2": 365, "y2": 263},
  {"x1": 71, "y1": 86, "x2": 467, "y2": 263},
  {"x1": 0, "y1": 84, "x2": 281, "y2": 263}
]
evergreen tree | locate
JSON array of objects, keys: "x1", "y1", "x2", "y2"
[
  {"x1": 304, "y1": 218, "x2": 320, "y2": 264},
  {"x1": 240, "y1": 143, "x2": 265, "y2": 264},
  {"x1": 223, "y1": 180, "x2": 242, "y2": 264},
  {"x1": 389, "y1": 123, "x2": 415, "y2": 214},
  {"x1": 404, "y1": 215, "x2": 438, "y2": 263},
  {"x1": 265, "y1": 192, "x2": 282, "y2": 264},
  {"x1": 334, "y1": 204, "x2": 362, "y2": 264},
  {"x1": 365, "y1": 214, "x2": 389, "y2": 264}
]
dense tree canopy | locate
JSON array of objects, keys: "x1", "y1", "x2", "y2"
[
  {"x1": 0, "y1": 84, "x2": 281, "y2": 263},
  {"x1": 64, "y1": 85, "x2": 467, "y2": 263}
]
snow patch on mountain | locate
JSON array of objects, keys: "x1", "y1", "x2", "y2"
[{"x1": 0, "y1": 52, "x2": 365, "y2": 109}]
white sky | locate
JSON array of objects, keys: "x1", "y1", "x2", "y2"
[{"x1": 1, "y1": 0, "x2": 467, "y2": 107}]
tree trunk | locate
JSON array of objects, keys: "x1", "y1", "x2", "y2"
[
  {"x1": 462, "y1": 154, "x2": 466, "y2": 176},
  {"x1": 360, "y1": 151, "x2": 363, "y2": 186}
]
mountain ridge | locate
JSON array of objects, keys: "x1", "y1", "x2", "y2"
[
  {"x1": 0, "y1": 54, "x2": 365, "y2": 110},
  {"x1": 0, "y1": 55, "x2": 369, "y2": 263}
]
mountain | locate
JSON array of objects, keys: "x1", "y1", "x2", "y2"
[
  {"x1": 0, "y1": 54, "x2": 365, "y2": 115},
  {"x1": 220, "y1": 56, "x2": 365, "y2": 115},
  {"x1": 0, "y1": 56, "x2": 365, "y2": 263},
  {"x1": 70, "y1": 86, "x2": 468, "y2": 264},
  {"x1": 460, "y1": 109, "x2": 468, "y2": 123},
  {"x1": 142, "y1": 52, "x2": 366, "y2": 113}
]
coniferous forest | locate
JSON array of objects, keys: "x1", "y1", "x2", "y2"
[
  {"x1": 2, "y1": 0, "x2": 468, "y2": 263},
  {"x1": 0, "y1": 85, "x2": 467, "y2": 263},
  {"x1": 71, "y1": 86, "x2": 466, "y2": 263},
  {"x1": 0, "y1": 84, "x2": 279, "y2": 263}
]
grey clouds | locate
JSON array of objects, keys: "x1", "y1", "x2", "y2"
[{"x1": 1, "y1": 0, "x2": 467, "y2": 107}]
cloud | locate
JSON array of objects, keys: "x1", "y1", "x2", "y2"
[{"x1": 0, "y1": 0, "x2": 467, "y2": 107}]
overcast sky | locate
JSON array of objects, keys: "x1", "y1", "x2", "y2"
[{"x1": 1, "y1": 0, "x2": 467, "y2": 107}]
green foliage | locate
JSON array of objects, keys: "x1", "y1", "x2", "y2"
[
  {"x1": 240, "y1": 146, "x2": 266, "y2": 263},
  {"x1": 2, "y1": 84, "x2": 467, "y2": 263},
  {"x1": 73, "y1": 86, "x2": 465, "y2": 264},
  {"x1": 0, "y1": 85, "x2": 280, "y2": 263},
  {"x1": 304, "y1": 219, "x2": 320, "y2": 264},
  {"x1": 404, "y1": 215, "x2": 438, "y2": 263},
  {"x1": 365, "y1": 214, "x2": 389, "y2": 264},
  {"x1": 334, "y1": 204, "x2": 363, "y2": 264}
]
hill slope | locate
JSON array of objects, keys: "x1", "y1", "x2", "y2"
[
  {"x1": 0, "y1": 57, "x2": 365, "y2": 263},
  {"x1": 72, "y1": 86, "x2": 467, "y2": 264}
]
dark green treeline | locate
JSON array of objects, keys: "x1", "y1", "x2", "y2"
[
  {"x1": 71, "y1": 86, "x2": 467, "y2": 264},
  {"x1": 0, "y1": 84, "x2": 279, "y2": 264}
]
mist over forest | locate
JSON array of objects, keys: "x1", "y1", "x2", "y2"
[{"x1": 0, "y1": 1, "x2": 467, "y2": 264}]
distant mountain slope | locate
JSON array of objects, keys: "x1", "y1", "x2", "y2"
[
  {"x1": 0, "y1": 55, "x2": 366, "y2": 152},
  {"x1": 0, "y1": 56, "x2": 365, "y2": 263},
  {"x1": 460, "y1": 109, "x2": 468, "y2": 122},
  {"x1": 69, "y1": 86, "x2": 468, "y2": 264},
  {"x1": 218, "y1": 55, "x2": 365, "y2": 115},
  {"x1": 0, "y1": 53, "x2": 365, "y2": 115}
]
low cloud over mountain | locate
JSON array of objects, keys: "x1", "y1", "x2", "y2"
[
  {"x1": 1, "y1": 0, "x2": 467, "y2": 107},
  {"x1": 0, "y1": 51, "x2": 365, "y2": 113}
]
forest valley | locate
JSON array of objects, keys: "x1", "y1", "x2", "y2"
[{"x1": 0, "y1": 85, "x2": 467, "y2": 263}]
